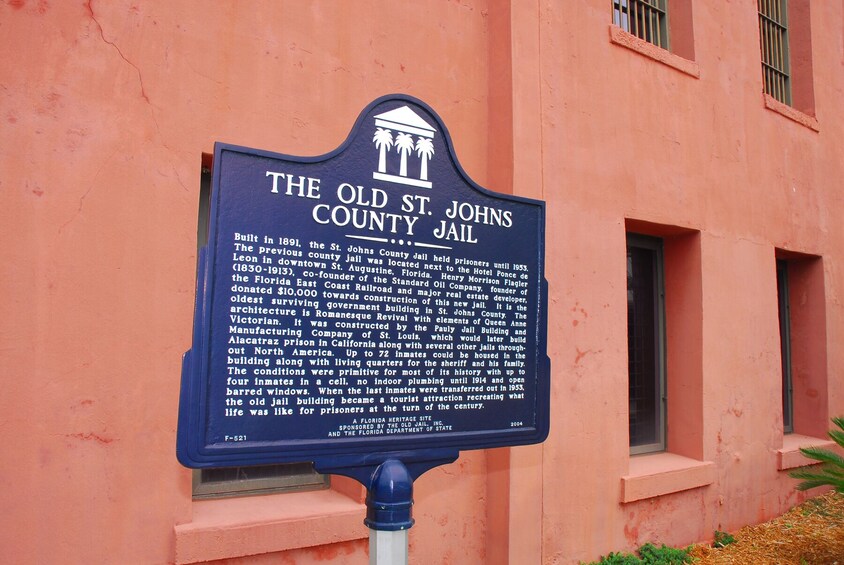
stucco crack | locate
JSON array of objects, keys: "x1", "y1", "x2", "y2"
[
  {"x1": 59, "y1": 149, "x2": 119, "y2": 233},
  {"x1": 82, "y1": 3, "x2": 178, "y2": 178},
  {"x1": 66, "y1": 432, "x2": 117, "y2": 445},
  {"x1": 84, "y1": 0, "x2": 150, "y2": 104},
  {"x1": 186, "y1": 61, "x2": 225, "y2": 87},
  {"x1": 172, "y1": 165, "x2": 188, "y2": 192},
  {"x1": 59, "y1": 182, "x2": 96, "y2": 234}
]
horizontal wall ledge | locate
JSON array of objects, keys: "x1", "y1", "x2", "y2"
[
  {"x1": 174, "y1": 489, "x2": 366, "y2": 564},
  {"x1": 763, "y1": 94, "x2": 820, "y2": 132},
  {"x1": 621, "y1": 452, "x2": 715, "y2": 503},
  {"x1": 608, "y1": 25, "x2": 700, "y2": 78},
  {"x1": 777, "y1": 434, "x2": 836, "y2": 471}
]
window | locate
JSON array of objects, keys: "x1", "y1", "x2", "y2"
[
  {"x1": 757, "y1": 0, "x2": 816, "y2": 123},
  {"x1": 627, "y1": 234, "x2": 666, "y2": 454},
  {"x1": 609, "y1": 0, "x2": 697, "y2": 76},
  {"x1": 758, "y1": 0, "x2": 791, "y2": 104},
  {"x1": 613, "y1": 0, "x2": 669, "y2": 49},
  {"x1": 621, "y1": 225, "x2": 710, "y2": 501},
  {"x1": 774, "y1": 251, "x2": 828, "y2": 439},
  {"x1": 192, "y1": 155, "x2": 329, "y2": 499},
  {"x1": 193, "y1": 463, "x2": 328, "y2": 499},
  {"x1": 776, "y1": 260, "x2": 794, "y2": 432}
]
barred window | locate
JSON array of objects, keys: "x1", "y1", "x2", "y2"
[
  {"x1": 758, "y1": 0, "x2": 791, "y2": 104},
  {"x1": 612, "y1": 0, "x2": 669, "y2": 49}
]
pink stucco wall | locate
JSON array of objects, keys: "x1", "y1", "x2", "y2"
[{"x1": 2, "y1": 1, "x2": 843, "y2": 563}]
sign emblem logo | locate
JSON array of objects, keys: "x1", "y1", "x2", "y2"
[{"x1": 372, "y1": 106, "x2": 436, "y2": 189}]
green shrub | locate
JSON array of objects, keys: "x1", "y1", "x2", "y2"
[
  {"x1": 789, "y1": 416, "x2": 844, "y2": 492},
  {"x1": 712, "y1": 530, "x2": 735, "y2": 548},
  {"x1": 636, "y1": 543, "x2": 693, "y2": 564},
  {"x1": 583, "y1": 543, "x2": 693, "y2": 565},
  {"x1": 586, "y1": 552, "x2": 643, "y2": 565}
]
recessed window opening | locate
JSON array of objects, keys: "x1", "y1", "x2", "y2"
[
  {"x1": 758, "y1": 0, "x2": 791, "y2": 105},
  {"x1": 775, "y1": 251, "x2": 827, "y2": 439},
  {"x1": 193, "y1": 462, "x2": 329, "y2": 499}
]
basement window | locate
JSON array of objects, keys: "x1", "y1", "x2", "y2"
[{"x1": 191, "y1": 154, "x2": 328, "y2": 499}]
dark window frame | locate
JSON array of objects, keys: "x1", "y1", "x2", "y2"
[
  {"x1": 777, "y1": 260, "x2": 794, "y2": 433},
  {"x1": 627, "y1": 234, "x2": 667, "y2": 454}
]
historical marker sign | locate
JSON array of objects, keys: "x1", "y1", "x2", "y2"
[{"x1": 177, "y1": 94, "x2": 549, "y2": 469}]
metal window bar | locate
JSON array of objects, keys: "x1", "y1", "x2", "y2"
[
  {"x1": 612, "y1": 0, "x2": 669, "y2": 49},
  {"x1": 758, "y1": 0, "x2": 791, "y2": 105}
]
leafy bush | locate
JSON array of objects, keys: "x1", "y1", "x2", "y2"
[
  {"x1": 636, "y1": 543, "x2": 693, "y2": 564},
  {"x1": 585, "y1": 552, "x2": 643, "y2": 565},
  {"x1": 583, "y1": 543, "x2": 693, "y2": 565},
  {"x1": 713, "y1": 530, "x2": 735, "y2": 548},
  {"x1": 789, "y1": 416, "x2": 844, "y2": 492}
]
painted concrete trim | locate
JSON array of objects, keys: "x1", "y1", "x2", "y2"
[
  {"x1": 777, "y1": 434, "x2": 836, "y2": 471},
  {"x1": 608, "y1": 25, "x2": 700, "y2": 79},
  {"x1": 620, "y1": 453, "x2": 715, "y2": 503},
  {"x1": 173, "y1": 490, "x2": 366, "y2": 564},
  {"x1": 763, "y1": 93, "x2": 820, "y2": 132}
]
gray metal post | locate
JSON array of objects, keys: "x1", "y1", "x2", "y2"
[{"x1": 369, "y1": 528, "x2": 408, "y2": 565}]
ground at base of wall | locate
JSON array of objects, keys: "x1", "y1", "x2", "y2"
[{"x1": 689, "y1": 491, "x2": 844, "y2": 564}]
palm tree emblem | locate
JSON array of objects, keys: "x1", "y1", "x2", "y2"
[
  {"x1": 371, "y1": 105, "x2": 436, "y2": 188},
  {"x1": 395, "y1": 132, "x2": 415, "y2": 177},
  {"x1": 415, "y1": 137, "x2": 435, "y2": 181},
  {"x1": 372, "y1": 128, "x2": 394, "y2": 173}
]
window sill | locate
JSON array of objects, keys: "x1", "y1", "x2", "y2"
[
  {"x1": 621, "y1": 452, "x2": 715, "y2": 503},
  {"x1": 777, "y1": 433, "x2": 835, "y2": 471},
  {"x1": 173, "y1": 488, "x2": 367, "y2": 564},
  {"x1": 609, "y1": 25, "x2": 700, "y2": 79},
  {"x1": 763, "y1": 94, "x2": 819, "y2": 132}
]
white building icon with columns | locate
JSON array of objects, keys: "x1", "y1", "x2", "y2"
[{"x1": 372, "y1": 106, "x2": 436, "y2": 189}]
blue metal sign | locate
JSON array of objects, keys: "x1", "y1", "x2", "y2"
[{"x1": 177, "y1": 94, "x2": 549, "y2": 469}]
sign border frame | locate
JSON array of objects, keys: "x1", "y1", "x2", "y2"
[{"x1": 177, "y1": 93, "x2": 550, "y2": 469}]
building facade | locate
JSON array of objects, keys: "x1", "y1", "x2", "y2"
[{"x1": 2, "y1": 1, "x2": 842, "y2": 563}]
